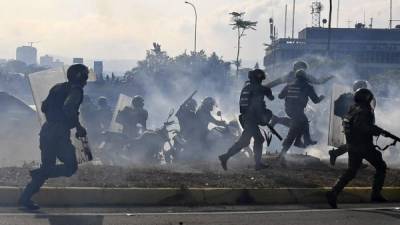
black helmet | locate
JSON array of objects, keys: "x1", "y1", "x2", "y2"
[
  {"x1": 186, "y1": 98, "x2": 197, "y2": 111},
  {"x1": 97, "y1": 96, "x2": 108, "y2": 107},
  {"x1": 295, "y1": 69, "x2": 307, "y2": 81},
  {"x1": 354, "y1": 88, "x2": 374, "y2": 104},
  {"x1": 248, "y1": 69, "x2": 266, "y2": 82},
  {"x1": 202, "y1": 97, "x2": 216, "y2": 106},
  {"x1": 132, "y1": 95, "x2": 144, "y2": 107},
  {"x1": 67, "y1": 64, "x2": 89, "y2": 84},
  {"x1": 352, "y1": 80, "x2": 368, "y2": 92},
  {"x1": 293, "y1": 61, "x2": 308, "y2": 71}
]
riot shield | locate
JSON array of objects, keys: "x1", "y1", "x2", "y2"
[
  {"x1": 328, "y1": 84, "x2": 351, "y2": 147},
  {"x1": 28, "y1": 67, "x2": 93, "y2": 163},
  {"x1": 109, "y1": 94, "x2": 133, "y2": 133}
]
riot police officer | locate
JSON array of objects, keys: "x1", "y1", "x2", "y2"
[
  {"x1": 19, "y1": 64, "x2": 89, "y2": 210},
  {"x1": 96, "y1": 96, "x2": 113, "y2": 131},
  {"x1": 219, "y1": 69, "x2": 274, "y2": 171},
  {"x1": 268, "y1": 61, "x2": 333, "y2": 147},
  {"x1": 116, "y1": 95, "x2": 148, "y2": 138},
  {"x1": 196, "y1": 97, "x2": 226, "y2": 150},
  {"x1": 278, "y1": 70, "x2": 325, "y2": 164},
  {"x1": 329, "y1": 80, "x2": 369, "y2": 165},
  {"x1": 176, "y1": 98, "x2": 198, "y2": 141},
  {"x1": 327, "y1": 88, "x2": 390, "y2": 209}
]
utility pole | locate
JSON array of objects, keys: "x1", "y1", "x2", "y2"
[
  {"x1": 292, "y1": 0, "x2": 295, "y2": 39},
  {"x1": 390, "y1": 0, "x2": 393, "y2": 28},
  {"x1": 284, "y1": 4, "x2": 288, "y2": 38},
  {"x1": 327, "y1": 0, "x2": 332, "y2": 54},
  {"x1": 185, "y1": 1, "x2": 197, "y2": 52},
  {"x1": 336, "y1": 0, "x2": 340, "y2": 27}
]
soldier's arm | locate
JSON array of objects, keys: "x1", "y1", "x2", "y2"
[
  {"x1": 307, "y1": 85, "x2": 324, "y2": 104},
  {"x1": 263, "y1": 86, "x2": 275, "y2": 100},
  {"x1": 139, "y1": 110, "x2": 148, "y2": 130},
  {"x1": 353, "y1": 112, "x2": 384, "y2": 136},
  {"x1": 63, "y1": 87, "x2": 84, "y2": 128},
  {"x1": 278, "y1": 86, "x2": 288, "y2": 99},
  {"x1": 306, "y1": 74, "x2": 334, "y2": 85},
  {"x1": 208, "y1": 113, "x2": 225, "y2": 126},
  {"x1": 265, "y1": 74, "x2": 289, "y2": 88}
]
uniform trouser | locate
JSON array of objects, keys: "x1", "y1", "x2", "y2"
[
  {"x1": 330, "y1": 144, "x2": 348, "y2": 157},
  {"x1": 272, "y1": 114, "x2": 311, "y2": 145},
  {"x1": 332, "y1": 147, "x2": 387, "y2": 196},
  {"x1": 20, "y1": 123, "x2": 78, "y2": 202},
  {"x1": 281, "y1": 109, "x2": 308, "y2": 155},
  {"x1": 225, "y1": 120, "x2": 264, "y2": 165}
]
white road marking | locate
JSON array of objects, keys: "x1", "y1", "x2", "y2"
[{"x1": 0, "y1": 206, "x2": 398, "y2": 217}]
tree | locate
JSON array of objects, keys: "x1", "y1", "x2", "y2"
[{"x1": 229, "y1": 12, "x2": 257, "y2": 77}]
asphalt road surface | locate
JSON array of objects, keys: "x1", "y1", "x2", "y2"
[{"x1": 0, "y1": 204, "x2": 399, "y2": 225}]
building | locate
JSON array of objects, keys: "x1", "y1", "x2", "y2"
[
  {"x1": 93, "y1": 61, "x2": 104, "y2": 81},
  {"x1": 39, "y1": 55, "x2": 64, "y2": 68},
  {"x1": 264, "y1": 26, "x2": 400, "y2": 75},
  {"x1": 73, "y1": 58, "x2": 84, "y2": 64},
  {"x1": 39, "y1": 55, "x2": 53, "y2": 67},
  {"x1": 16, "y1": 46, "x2": 37, "y2": 65}
]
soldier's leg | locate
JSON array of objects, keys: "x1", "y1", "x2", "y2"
[
  {"x1": 250, "y1": 125, "x2": 266, "y2": 169},
  {"x1": 364, "y1": 149, "x2": 387, "y2": 201},
  {"x1": 271, "y1": 114, "x2": 291, "y2": 128},
  {"x1": 49, "y1": 137, "x2": 78, "y2": 178},
  {"x1": 280, "y1": 115, "x2": 303, "y2": 157},
  {"x1": 301, "y1": 113, "x2": 317, "y2": 146},
  {"x1": 329, "y1": 144, "x2": 348, "y2": 166},
  {"x1": 332, "y1": 151, "x2": 362, "y2": 194},
  {"x1": 327, "y1": 151, "x2": 362, "y2": 208},
  {"x1": 19, "y1": 134, "x2": 57, "y2": 206},
  {"x1": 219, "y1": 128, "x2": 252, "y2": 170}
]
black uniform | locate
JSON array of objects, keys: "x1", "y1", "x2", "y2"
[
  {"x1": 176, "y1": 104, "x2": 198, "y2": 141},
  {"x1": 19, "y1": 82, "x2": 84, "y2": 203},
  {"x1": 220, "y1": 80, "x2": 274, "y2": 168},
  {"x1": 331, "y1": 104, "x2": 386, "y2": 199},
  {"x1": 195, "y1": 105, "x2": 225, "y2": 149},
  {"x1": 279, "y1": 79, "x2": 323, "y2": 155},
  {"x1": 268, "y1": 70, "x2": 331, "y2": 146},
  {"x1": 116, "y1": 106, "x2": 148, "y2": 138}
]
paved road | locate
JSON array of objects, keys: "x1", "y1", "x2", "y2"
[{"x1": 0, "y1": 204, "x2": 399, "y2": 225}]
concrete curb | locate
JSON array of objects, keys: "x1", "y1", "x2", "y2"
[{"x1": 1, "y1": 187, "x2": 399, "y2": 206}]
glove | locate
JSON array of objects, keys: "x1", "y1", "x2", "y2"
[{"x1": 75, "y1": 125, "x2": 87, "y2": 138}]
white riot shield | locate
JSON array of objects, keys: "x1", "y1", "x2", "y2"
[
  {"x1": 328, "y1": 84, "x2": 351, "y2": 147},
  {"x1": 109, "y1": 94, "x2": 133, "y2": 133},
  {"x1": 28, "y1": 67, "x2": 93, "y2": 163}
]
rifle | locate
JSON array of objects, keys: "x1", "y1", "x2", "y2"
[
  {"x1": 265, "y1": 123, "x2": 283, "y2": 141},
  {"x1": 78, "y1": 137, "x2": 93, "y2": 161},
  {"x1": 182, "y1": 90, "x2": 197, "y2": 106}
]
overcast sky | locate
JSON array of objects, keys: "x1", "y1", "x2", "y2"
[{"x1": 0, "y1": 0, "x2": 398, "y2": 65}]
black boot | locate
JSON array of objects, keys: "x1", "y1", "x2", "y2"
[
  {"x1": 18, "y1": 197, "x2": 40, "y2": 210},
  {"x1": 371, "y1": 193, "x2": 387, "y2": 203},
  {"x1": 326, "y1": 191, "x2": 338, "y2": 209},
  {"x1": 255, "y1": 162, "x2": 269, "y2": 171},
  {"x1": 218, "y1": 154, "x2": 229, "y2": 171}
]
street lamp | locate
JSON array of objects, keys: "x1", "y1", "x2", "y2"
[{"x1": 185, "y1": 1, "x2": 197, "y2": 52}]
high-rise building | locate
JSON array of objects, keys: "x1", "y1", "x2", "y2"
[
  {"x1": 16, "y1": 46, "x2": 37, "y2": 65},
  {"x1": 93, "y1": 61, "x2": 104, "y2": 81},
  {"x1": 39, "y1": 55, "x2": 64, "y2": 68},
  {"x1": 40, "y1": 55, "x2": 53, "y2": 67},
  {"x1": 73, "y1": 58, "x2": 84, "y2": 64}
]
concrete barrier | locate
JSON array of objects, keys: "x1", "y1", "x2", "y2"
[{"x1": 1, "y1": 186, "x2": 399, "y2": 206}]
